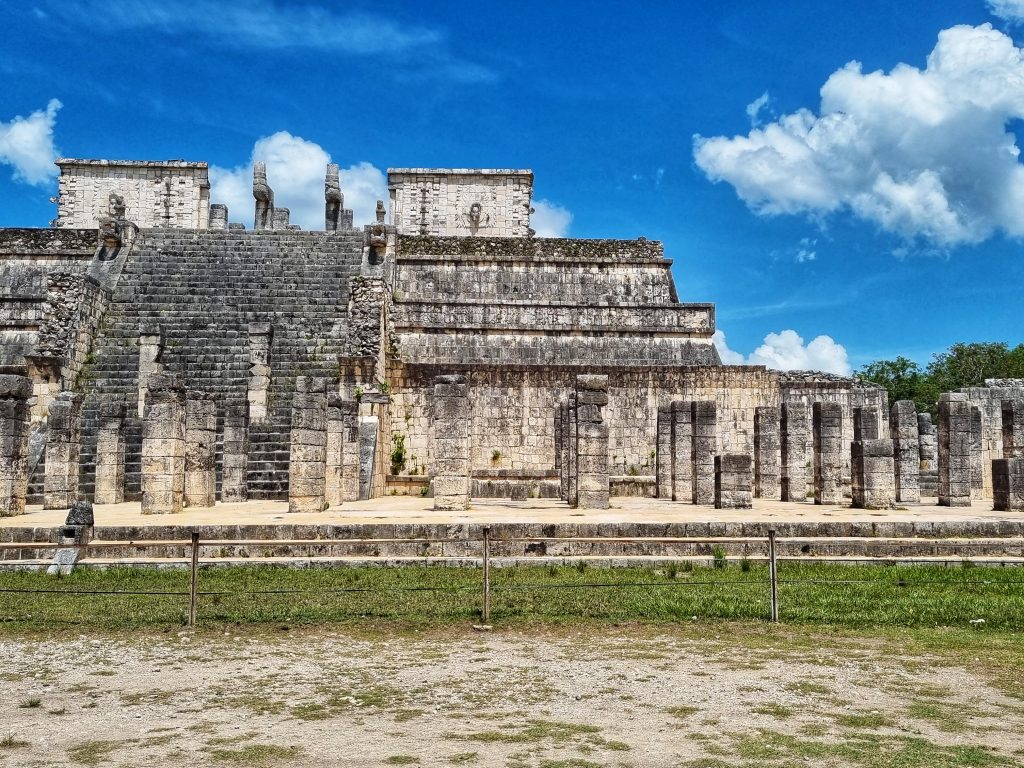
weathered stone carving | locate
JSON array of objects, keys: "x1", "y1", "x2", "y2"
[
  {"x1": 141, "y1": 374, "x2": 186, "y2": 514},
  {"x1": 715, "y1": 453, "x2": 752, "y2": 509},
  {"x1": 671, "y1": 400, "x2": 693, "y2": 502},
  {"x1": 432, "y1": 374, "x2": 471, "y2": 511},
  {"x1": 376, "y1": 200, "x2": 386, "y2": 224},
  {"x1": 781, "y1": 402, "x2": 809, "y2": 502},
  {"x1": 691, "y1": 401, "x2": 717, "y2": 505},
  {"x1": 812, "y1": 401, "x2": 843, "y2": 505},
  {"x1": 754, "y1": 406, "x2": 780, "y2": 500},
  {"x1": 993, "y1": 457, "x2": 1024, "y2": 511},
  {"x1": 325, "y1": 164, "x2": 344, "y2": 231},
  {"x1": 938, "y1": 393, "x2": 972, "y2": 507},
  {"x1": 184, "y1": 392, "x2": 217, "y2": 508},
  {"x1": 890, "y1": 400, "x2": 921, "y2": 503},
  {"x1": 0, "y1": 374, "x2": 32, "y2": 516},
  {"x1": 851, "y1": 439, "x2": 896, "y2": 509},
  {"x1": 209, "y1": 203, "x2": 228, "y2": 230},
  {"x1": 94, "y1": 399, "x2": 126, "y2": 504},
  {"x1": 221, "y1": 404, "x2": 249, "y2": 503},
  {"x1": 288, "y1": 377, "x2": 328, "y2": 514},
  {"x1": 575, "y1": 374, "x2": 609, "y2": 509},
  {"x1": 253, "y1": 161, "x2": 275, "y2": 231},
  {"x1": 656, "y1": 404, "x2": 673, "y2": 499},
  {"x1": 43, "y1": 391, "x2": 84, "y2": 509}
]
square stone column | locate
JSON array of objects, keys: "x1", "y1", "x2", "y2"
[
  {"x1": 340, "y1": 400, "x2": 360, "y2": 502},
  {"x1": 691, "y1": 401, "x2": 717, "y2": 505},
  {"x1": 141, "y1": 374, "x2": 186, "y2": 514},
  {"x1": 918, "y1": 412, "x2": 938, "y2": 496},
  {"x1": 853, "y1": 406, "x2": 880, "y2": 441},
  {"x1": 94, "y1": 399, "x2": 126, "y2": 505},
  {"x1": 558, "y1": 398, "x2": 570, "y2": 502},
  {"x1": 670, "y1": 400, "x2": 693, "y2": 502},
  {"x1": 715, "y1": 453, "x2": 753, "y2": 509},
  {"x1": 656, "y1": 404, "x2": 673, "y2": 499},
  {"x1": 575, "y1": 374, "x2": 610, "y2": 509},
  {"x1": 567, "y1": 392, "x2": 578, "y2": 507},
  {"x1": 43, "y1": 391, "x2": 84, "y2": 509},
  {"x1": 812, "y1": 401, "x2": 843, "y2": 505},
  {"x1": 781, "y1": 402, "x2": 810, "y2": 502},
  {"x1": 288, "y1": 377, "x2": 328, "y2": 514},
  {"x1": 970, "y1": 405, "x2": 984, "y2": 500},
  {"x1": 992, "y1": 458, "x2": 1024, "y2": 512},
  {"x1": 754, "y1": 406, "x2": 780, "y2": 500},
  {"x1": 1002, "y1": 399, "x2": 1024, "y2": 458},
  {"x1": 890, "y1": 400, "x2": 921, "y2": 503},
  {"x1": 221, "y1": 404, "x2": 249, "y2": 503},
  {"x1": 184, "y1": 392, "x2": 217, "y2": 508},
  {"x1": 938, "y1": 393, "x2": 972, "y2": 507},
  {"x1": 325, "y1": 394, "x2": 345, "y2": 509},
  {"x1": 0, "y1": 374, "x2": 32, "y2": 517},
  {"x1": 851, "y1": 439, "x2": 896, "y2": 509},
  {"x1": 432, "y1": 374, "x2": 471, "y2": 511}
]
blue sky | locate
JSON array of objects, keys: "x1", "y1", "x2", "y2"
[{"x1": 2, "y1": 0, "x2": 1023, "y2": 375}]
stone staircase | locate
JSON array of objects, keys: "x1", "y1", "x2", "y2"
[
  {"x1": 70, "y1": 229, "x2": 365, "y2": 501},
  {"x1": 3, "y1": 521, "x2": 1023, "y2": 570}
]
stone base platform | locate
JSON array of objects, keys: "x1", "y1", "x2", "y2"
[{"x1": 2, "y1": 497, "x2": 1023, "y2": 570}]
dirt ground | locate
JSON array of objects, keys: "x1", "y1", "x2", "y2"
[{"x1": 0, "y1": 623, "x2": 1021, "y2": 767}]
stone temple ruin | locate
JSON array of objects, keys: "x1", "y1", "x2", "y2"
[{"x1": 0, "y1": 157, "x2": 1023, "y2": 517}]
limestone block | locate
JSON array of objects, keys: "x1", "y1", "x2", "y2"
[
  {"x1": 754, "y1": 406, "x2": 781, "y2": 500},
  {"x1": 715, "y1": 453, "x2": 752, "y2": 509},
  {"x1": 0, "y1": 375, "x2": 31, "y2": 517},
  {"x1": 938, "y1": 394, "x2": 972, "y2": 507},
  {"x1": 781, "y1": 402, "x2": 810, "y2": 502},
  {"x1": 813, "y1": 401, "x2": 843, "y2": 505},
  {"x1": 656, "y1": 404, "x2": 673, "y2": 499},
  {"x1": 853, "y1": 407, "x2": 880, "y2": 441},
  {"x1": 325, "y1": 395, "x2": 346, "y2": 509},
  {"x1": 851, "y1": 439, "x2": 896, "y2": 509},
  {"x1": 992, "y1": 457, "x2": 1024, "y2": 512},
  {"x1": 890, "y1": 400, "x2": 921, "y2": 503},
  {"x1": 43, "y1": 392, "x2": 84, "y2": 510},
  {"x1": 574, "y1": 374, "x2": 609, "y2": 509},
  {"x1": 970, "y1": 405, "x2": 984, "y2": 499},
  {"x1": 1002, "y1": 399, "x2": 1024, "y2": 458},
  {"x1": 288, "y1": 379, "x2": 328, "y2": 514},
  {"x1": 141, "y1": 375, "x2": 186, "y2": 514},
  {"x1": 94, "y1": 399, "x2": 126, "y2": 505},
  {"x1": 691, "y1": 401, "x2": 716, "y2": 505},
  {"x1": 432, "y1": 374, "x2": 471, "y2": 511},
  {"x1": 671, "y1": 400, "x2": 692, "y2": 502},
  {"x1": 221, "y1": 405, "x2": 249, "y2": 503},
  {"x1": 184, "y1": 392, "x2": 217, "y2": 508}
]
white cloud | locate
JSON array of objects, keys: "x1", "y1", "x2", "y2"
[
  {"x1": 989, "y1": 0, "x2": 1024, "y2": 23},
  {"x1": 531, "y1": 199, "x2": 572, "y2": 237},
  {"x1": 0, "y1": 99, "x2": 61, "y2": 186},
  {"x1": 209, "y1": 132, "x2": 386, "y2": 230},
  {"x1": 796, "y1": 237, "x2": 817, "y2": 262},
  {"x1": 694, "y1": 24, "x2": 1024, "y2": 247},
  {"x1": 745, "y1": 91, "x2": 771, "y2": 127},
  {"x1": 714, "y1": 328, "x2": 851, "y2": 376}
]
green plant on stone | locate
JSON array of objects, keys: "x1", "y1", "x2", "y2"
[
  {"x1": 740, "y1": 556, "x2": 752, "y2": 572},
  {"x1": 712, "y1": 546, "x2": 727, "y2": 569},
  {"x1": 390, "y1": 434, "x2": 407, "y2": 475},
  {"x1": 491, "y1": 449, "x2": 502, "y2": 465},
  {"x1": 378, "y1": 380, "x2": 391, "y2": 395},
  {"x1": 419, "y1": 486, "x2": 428, "y2": 497}
]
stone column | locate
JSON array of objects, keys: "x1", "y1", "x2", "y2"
[
  {"x1": 781, "y1": 402, "x2": 810, "y2": 502},
  {"x1": 43, "y1": 391, "x2": 84, "y2": 509},
  {"x1": 432, "y1": 374, "x2": 471, "y2": 511},
  {"x1": 141, "y1": 374, "x2": 186, "y2": 514},
  {"x1": 209, "y1": 204, "x2": 228, "y2": 230},
  {"x1": 970, "y1": 405, "x2": 984, "y2": 500},
  {"x1": 670, "y1": 400, "x2": 693, "y2": 502},
  {"x1": 94, "y1": 399, "x2": 126, "y2": 505},
  {"x1": 340, "y1": 400, "x2": 360, "y2": 502},
  {"x1": 812, "y1": 401, "x2": 843, "y2": 505},
  {"x1": 890, "y1": 400, "x2": 921, "y2": 503},
  {"x1": 325, "y1": 394, "x2": 345, "y2": 509},
  {"x1": 558, "y1": 398, "x2": 570, "y2": 502},
  {"x1": 656, "y1": 404, "x2": 673, "y2": 499},
  {"x1": 918, "y1": 412, "x2": 938, "y2": 496},
  {"x1": 0, "y1": 374, "x2": 32, "y2": 517},
  {"x1": 567, "y1": 391, "x2": 578, "y2": 507},
  {"x1": 288, "y1": 377, "x2": 328, "y2": 514},
  {"x1": 1002, "y1": 399, "x2": 1024, "y2": 458},
  {"x1": 992, "y1": 458, "x2": 1024, "y2": 512},
  {"x1": 938, "y1": 393, "x2": 972, "y2": 507},
  {"x1": 575, "y1": 374, "x2": 610, "y2": 509},
  {"x1": 714, "y1": 453, "x2": 752, "y2": 509},
  {"x1": 754, "y1": 406, "x2": 780, "y2": 500},
  {"x1": 853, "y1": 406, "x2": 879, "y2": 442},
  {"x1": 691, "y1": 401, "x2": 716, "y2": 505},
  {"x1": 851, "y1": 439, "x2": 896, "y2": 509},
  {"x1": 221, "y1": 404, "x2": 249, "y2": 503},
  {"x1": 184, "y1": 392, "x2": 217, "y2": 508}
]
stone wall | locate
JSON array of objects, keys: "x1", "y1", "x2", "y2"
[
  {"x1": 388, "y1": 169, "x2": 533, "y2": 237},
  {"x1": 56, "y1": 159, "x2": 210, "y2": 229},
  {"x1": 956, "y1": 379, "x2": 1024, "y2": 498}
]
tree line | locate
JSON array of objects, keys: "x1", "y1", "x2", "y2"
[{"x1": 855, "y1": 342, "x2": 1024, "y2": 415}]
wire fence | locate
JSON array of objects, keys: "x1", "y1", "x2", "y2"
[{"x1": 0, "y1": 528, "x2": 1022, "y2": 628}]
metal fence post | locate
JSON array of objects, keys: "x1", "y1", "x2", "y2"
[
  {"x1": 189, "y1": 531, "x2": 200, "y2": 627},
  {"x1": 768, "y1": 529, "x2": 779, "y2": 622},
  {"x1": 482, "y1": 526, "x2": 491, "y2": 623}
]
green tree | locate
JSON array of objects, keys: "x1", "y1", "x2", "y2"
[
  {"x1": 855, "y1": 356, "x2": 937, "y2": 414},
  {"x1": 926, "y1": 342, "x2": 1014, "y2": 394}
]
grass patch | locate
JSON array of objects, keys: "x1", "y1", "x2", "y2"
[
  {"x1": 448, "y1": 753, "x2": 479, "y2": 764},
  {"x1": 907, "y1": 701, "x2": 971, "y2": 732},
  {"x1": 835, "y1": 711, "x2": 894, "y2": 729},
  {"x1": 665, "y1": 705, "x2": 701, "y2": 719},
  {"x1": 0, "y1": 734, "x2": 29, "y2": 748},
  {"x1": 208, "y1": 744, "x2": 303, "y2": 765},
  {"x1": 68, "y1": 740, "x2": 124, "y2": 765},
  {"x1": 2, "y1": 561, "x2": 1024, "y2": 631},
  {"x1": 445, "y1": 719, "x2": 604, "y2": 746},
  {"x1": 18, "y1": 697, "x2": 42, "y2": 708},
  {"x1": 384, "y1": 757, "x2": 420, "y2": 765},
  {"x1": 752, "y1": 703, "x2": 794, "y2": 719}
]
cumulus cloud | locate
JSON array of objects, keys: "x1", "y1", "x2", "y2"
[
  {"x1": 0, "y1": 99, "x2": 61, "y2": 185},
  {"x1": 532, "y1": 199, "x2": 572, "y2": 237},
  {"x1": 694, "y1": 24, "x2": 1024, "y2": 246},
  {"x1": 714, "y1": 328, "x2": 851, "y2": 376},
  {"x1": 989, "y1": 0, "x2": 1024, "y2": 23},
  {"x1": 209, "y1": 132, "x2": 386, "y2": 230}
]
